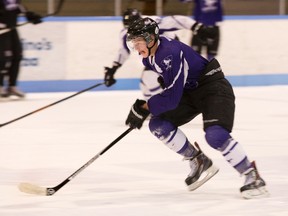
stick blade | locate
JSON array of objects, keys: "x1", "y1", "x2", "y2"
[{"x1": 18, "y1": 182, "x2": 48, "y2": 196}]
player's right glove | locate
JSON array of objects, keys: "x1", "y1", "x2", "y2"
[
  {"x1": 125, "y1": 99, "x2": 150, "y2": 129},
  {"x1": 25, "y1": 11, "x2": 42, "y2": 24},
  {"x1": 191, "y1": 22, "x2": 217, "y2": 41},
  {"x1": 104, "y1": 63, "x2": 121, "y2": 87}
]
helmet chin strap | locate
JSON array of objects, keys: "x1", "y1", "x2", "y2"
[{"x1": 147, "y1": 39, "x2": 158, "y2": 56}]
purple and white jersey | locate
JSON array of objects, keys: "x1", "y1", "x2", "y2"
[
  {"x1": 113, "y1": 15, "x2": 195, "y2": 65},
  {"x1": 143, "y1": 36, "x2": 208, "y2": 116},
  {"x1": 193, "y1": 0, "x2": 223, "y2": 26},
  {"x1": 0, "y1": 0, "x2": 22, "y2": 11},
  {"x1": 113, "y1": 28, "x2": 130, "y2": 65}
]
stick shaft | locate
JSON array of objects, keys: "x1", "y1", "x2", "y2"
[
  {"x1": 0, "y1": 0, "x2": 66, "y2": 35},
  {"x1": 47, "y1": 0, "x2": 66, "y2": 17},
  {"x1": 48, "y1": 127, "x2": 134, "y2": 195},
  {"x1": 0, "y1": 82, "x2": 104, "y2": 128}
]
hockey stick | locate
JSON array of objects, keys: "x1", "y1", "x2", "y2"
[
  {"x1": 18, "y1": 127, "x2": 134, "y2": 196},
  {"x1": 0, "y1": 82, "x2": 104, "y2": 128},
  {"x1": 19, "y1": 0, "x2": 66, "y2": 26},
  {"x1": 0, "y1": 0, "x2": 65, "y2": 35},
  {"x1": 43, "y1": 0, "x2": 66, "y2": 17}
]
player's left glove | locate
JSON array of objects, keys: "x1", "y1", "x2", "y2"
[
  {"x1": 125, "y1": 99, "x2": 150, "y2": 129},
  {"x1": 104, "y1": 63, "x2": 121, "y2": 87},
  {"x1": 191, "y1": 22, "x2": 217, "y2": 41},
  {"x1": 25, "y1": 11, "x2": 42, "y2": 24}
]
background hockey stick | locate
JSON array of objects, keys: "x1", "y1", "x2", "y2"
[
  {"x1": 0, "y1": 0, "x2": 66, "y2": 35},
  {"x1": 44, "y1": 0, "x2": 66, "y2": 17},
  {"x1": 18, "y1": 127, "x2": 134, "y2": 196},
  {"x1": 19, "y1": 0, "x2": 66, "y2": 26},
  {"x1": 0, "y1": 82, "x2": 104, "y2": 128}
]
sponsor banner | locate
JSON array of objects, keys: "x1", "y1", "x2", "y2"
[{"x1": 19, "y1": 22, "x2": 66, "y2": 80}]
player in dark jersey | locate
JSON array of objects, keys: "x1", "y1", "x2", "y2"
[
  {"x1": 0, "y1": 0, "x2": 42, "y2": 98},
  {"x1": 180, "y1": 0, "x2": 223, "y2": 60},
  {"x1": 124, "y1": 17, "x2": 269, "y2": 199},
  {"x1": 104, "y1": 8, "x2": 215, "y2": 99}
]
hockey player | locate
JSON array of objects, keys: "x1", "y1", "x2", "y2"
[
  {"x1": 179, "y1": 0, "x2": 223, "y2": 60},
  {"x1": 124, "y1": 17, "x2": 269, "y2": 199},
  {"x1": 104, "y1": 8, "x2": 215, "y2": 99},
  {"x1": 0, "y1": 0, "x2": 42, "y2": 98}
]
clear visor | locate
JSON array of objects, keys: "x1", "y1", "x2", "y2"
[{"x1": 126, "y1": 37, "x2": 147, "y2": 51}]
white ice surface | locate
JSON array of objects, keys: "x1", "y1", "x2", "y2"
[{"x1": 0, "y1": 86, "x2": 288, "y2": 216}]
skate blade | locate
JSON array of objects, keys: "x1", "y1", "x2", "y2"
[
  {"x1": 187, "y1": 165, "x2": 219, "y2": 191},
  {"x1": 0, "y1": 95, "x2": 25, "y2": 102},
  {"x1": 241, "y1": 186, "x2": 270, "y2": 199}
]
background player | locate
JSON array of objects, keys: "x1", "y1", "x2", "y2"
[
  {"x1": 179, "y1": 0, "x2": 223, "y2": 60},
  {"x1": 0, "y1": 0, "x2": 42, "y2": 98}
]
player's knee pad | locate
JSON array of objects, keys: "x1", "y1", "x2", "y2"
[
  {"x1": 205, "y1": 125, "x2": 231, "y2": 149},
  {"x1": 149, "y1": 117, "x2": 189, "y2": 154},
  {"x1": 149, "y1": 117, "x2": 176, "y2": 140}
]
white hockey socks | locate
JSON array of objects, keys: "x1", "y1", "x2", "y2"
[
  {"x1": 221, "y1": 138, "x2": 252, "y2": 174},
  {"x1": 161, "y1": 128, "x2": 198, "y2": 158}
]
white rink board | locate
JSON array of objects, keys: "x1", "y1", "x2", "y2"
[
  {"x1": 18, "y1": 16, "x2": 288, "y2": 81},
  {"x1": 19, "y1": 22, "x2": 67, "y2": 80}
]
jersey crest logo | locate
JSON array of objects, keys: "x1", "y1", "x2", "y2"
[{"x1": 161, "y1": 55, "x2": 173, "y2": 71}]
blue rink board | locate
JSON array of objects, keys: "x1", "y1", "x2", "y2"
[
  {"x1": 19, "y1": 74, "x2": 288, "y2": 93},
  {"x1": 18, "y1": 15, "x2": 288, "y2": 22}
]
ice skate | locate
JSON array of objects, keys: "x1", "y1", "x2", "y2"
[
  {"x1": 240, "y1": 161, "x2": 269, "y2": 199},
  {"x1": 185, "y1": 142, "x2": 219, "y2": 191},
  {"x1": 0, "y1": 86, "x2": 9, "y2": 99},
  {"x1": 7, "y1": 86, "x2": 25, "y2": 98}
]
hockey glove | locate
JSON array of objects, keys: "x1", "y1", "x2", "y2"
[
  {"x1": 104, "y1": 63, "x2": 121, "y2": 87},
  {"x1": 125, "y1": 99, "x2": 150, "y2": 129},
  {"x1": 157, "y1": 76, "x2": 165, "y2": 89},
  {"x1": 26, "y1": 11, "x2": 42, "y2": 24},
  {"x1": 191, "y1": 22, "x2": 217, "y2": 41}
]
